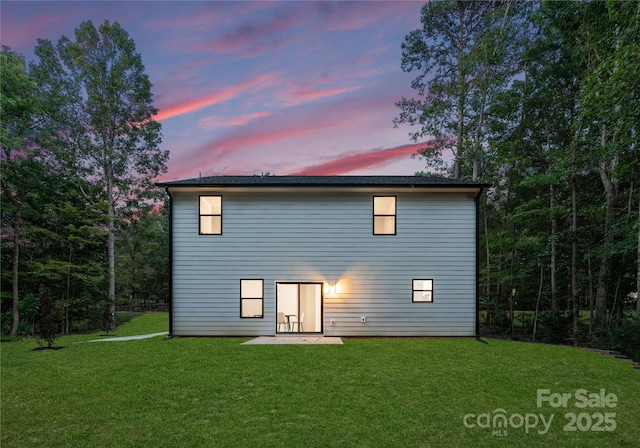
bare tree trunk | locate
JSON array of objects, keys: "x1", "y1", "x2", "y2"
[
  {"x1": 588, "y1": 255, "x2": 594, "y2": 335},
  {"x1": 484, "y1": 199, "x2": 490, "y2": 300},
  {"x1": 455, "y1": 83, "x2": 464, "y2": 180},
  {"x1": 532, "y1": 263, "x2": 544, "y2": 342},
  {"x1": 509, "y1": 247, "x2": 515, "y2": 336},
  {"x1": 496, "y1": 262, "x2": 501, "y2": 304},
  {"x1": 65, "y1": 247, "x2": 72, "y2": 335},
  {"x1": 610, "y1": 274, "x2": 621, "y2": 323},
  {"x1": 594, "y1": 243, "x2": 609, "y2": 330},
  {"x1": 10, "y1": 204, "x2": 22, "y2": 337},
  {"x1": 594, "y1": 125, "x2": 618, "y2": 331},
  {"x1": 106, "y1": 165, "x2": 116, "y2": 331},
  {"x1": 453, "y1": 6, "x2": 466, "y2": 180},
  {"x1": 472, "y1": 89, "x2": 486, "y2": 182},
  {"x1": 627, "y1": 176, "x2": 634, "y2": 216},
  {"x1": 571, "y1": 152, "x2": 579, "y2": 344},
  {"x1": 637, "y1": 195, "x2": 640, "y2": 318},
  {"x1": 509, "y1": 288, "x2": 515, "y2": 337},
  {"x1": 550, "y1": 183, "x2": 558, "y2": 314}
]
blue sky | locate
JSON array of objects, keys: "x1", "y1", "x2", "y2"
[{"x1": 2, "y1": 1, "x2": 430, "y2": 181}]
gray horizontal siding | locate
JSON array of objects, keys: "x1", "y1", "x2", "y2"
[{"x1": 170, "y1": 189, "x2": 477, "y2": 336}]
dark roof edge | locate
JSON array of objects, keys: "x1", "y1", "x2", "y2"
[{"x1": 157, "y1": 175, "x2": 491, "y2": 189}]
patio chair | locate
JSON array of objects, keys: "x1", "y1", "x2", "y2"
[
  {"x1": 291, "y1": 313, "x2": 304, "y2": 332},
  {"x1": 277, "y1": 312, "x2": 289, "y2": 332}
]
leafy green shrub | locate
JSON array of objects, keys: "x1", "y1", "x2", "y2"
[
  {"x1": 34, "y1": 286, "x2": 61, "y2": 349},
  {"x1": 19, "y1": 293, "x2": 37, "y2": 325},
  {"x1": 17, "y1": 321, "x2": 34, "y2": 336},
  {"x1": 608, "y1": 317, "x2": 640, "y2": 361},
  {"x1": 115, "y1": 312, "x2": 134, "y2": 326},
  {"x1": 0, "y1": 311, "x2": 11, "y2": 335},
  {"x1": 71, "y1": 319, "x2": 94, "y2": 334},
  {"x1": 482, "y1": 301, "x2": 511, "y2": 335},
  {"x1": 1, "y1": 293, "x2": 38, "y2": 336},
  {"x1": 538, "y1": 312, "x2": 571, "y2": 344}
]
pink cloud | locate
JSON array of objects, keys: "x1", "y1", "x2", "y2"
[
  {"x1": 155, "y1": 73, "x2": 275, "y2": 122},
  {"x1": 199, "y1": 118, "x2": 342, "y2": 159},
  {"x1": 290, "y1": 142, "x2": 437, "y2": 176},
  {"x1": 289, "y1": 85, "x2": 359, "y2": 102},
  {"x1": 157, "y1": 139, "x2": 432, "y2": 183},
  {"x1": 159, "y1": 87, "x2": 410, "y2": 181},
  {"x1": 158, "y1": 115, "x2": 346, "y2": 181},
  {"x1": 198, "y1": 111, "x2": 272, "y2": 129}
]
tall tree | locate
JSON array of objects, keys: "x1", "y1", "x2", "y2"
[
  {"x1": 394, "y1": 0, "x2": 522, "y2": 180},
  {"x1": 481, "y1": 1, "x2": 639, "y2": 342},
  {"x1": 116, "y1": 204, "x2": 170, "y2": 310},
  {"x1": 572, "y1": 1, "x2": 640, "y2": 331},
  {"x1": 0, "y1": 47, "x2": 42, "y2": 336},
  {"x1": 33, "y1": 21, "x2": 168, "y2": 327}
]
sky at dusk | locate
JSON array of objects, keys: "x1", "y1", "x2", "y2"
[{"x1": 2, "y1": 1, "x2": 431, "y2": 181}]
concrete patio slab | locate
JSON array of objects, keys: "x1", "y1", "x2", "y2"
[{"x1": 242, "y1": 336, "x2": 343, "y2": 345}]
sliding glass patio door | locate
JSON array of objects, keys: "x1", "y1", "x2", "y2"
[{"x1": 276, "y1": 283, "x2": 322, "y2": 334}]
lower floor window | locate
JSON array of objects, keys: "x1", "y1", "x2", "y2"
[
  {"x1": 241, "y1": 279, "x2": 263, "y2": 317},
  {"x1": 412, "y1": 279, "x2": 433, "y2": 302}
]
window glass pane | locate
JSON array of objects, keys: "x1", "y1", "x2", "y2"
[
  {"x1": 374, "y1": 216, "x2": 395, "y2": 234},
  {"x1": 413, "y1": 280, "x2": 433, "y2": 291},
  {"x1": 200, "y1": 196, "x2": 221, "y2": 214},
  {"x1": 241, "y1": 280, "x2": 263, "y2": 299},
  {"x1": 200, "y1": 216, "x2": 221, "y2": 234},
  {"x1": 413, "y1": 291, "x2": 433, "y2": 302},
  {"x1": 241, "y1": 299, "x2": 263, "y2": 317},
  {"x1": 374, "y1": 196, "x2": 395, "y2": 215},
  {"x1": 413, "y1": 279, "x2": 433, "y2": 302}
]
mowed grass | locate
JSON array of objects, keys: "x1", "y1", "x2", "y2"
[{"x1": 2, "y1": 313, "x2": 639, "y2": 447}]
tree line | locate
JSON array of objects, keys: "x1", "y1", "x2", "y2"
[
  {"x1": 396, "y1": 0, "x2": 639, "y2": 353},
  {"x1": 2, "y1": 3, "x2": 639, "y2": 357},
  {"x1": 1, "y1": 21, "x2": 169, "y2": 338}
]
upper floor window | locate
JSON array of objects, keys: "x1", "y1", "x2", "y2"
[
  {"x1": 200, "y1": 196, "x2": 222, "y2": 235},
  {"x1": 373, "y1": 196, "x2": 396, "y2": 235}
]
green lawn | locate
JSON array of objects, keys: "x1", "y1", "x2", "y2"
[{"x1": 2, "y1": 313, "x2": 639, "y2": 447}]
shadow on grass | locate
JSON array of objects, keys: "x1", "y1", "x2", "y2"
[
  {"x1": 31, "y1": 346, "x2": 65, "y2": 352},
  {"x1": 475, "y1": 337, "x2": 489, "y2": 345}
]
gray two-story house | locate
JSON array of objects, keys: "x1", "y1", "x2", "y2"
[{"x1": 158, "y1": 176, "x2": 488, "y2": 337}]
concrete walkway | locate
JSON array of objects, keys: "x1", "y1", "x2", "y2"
[
  {"x1": 242, "y1": 336, "x2": 343, "y2": 345},
  {"x1": 79, "y1": 333, "x2": 341, "y2": 345},
  {"x1": 85, "y1": 332, "x2": 167, "y2": 342}
]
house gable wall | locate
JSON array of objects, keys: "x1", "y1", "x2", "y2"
[{"x1": 171, "y1": 188, "x2": 477, "y2": 336}]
